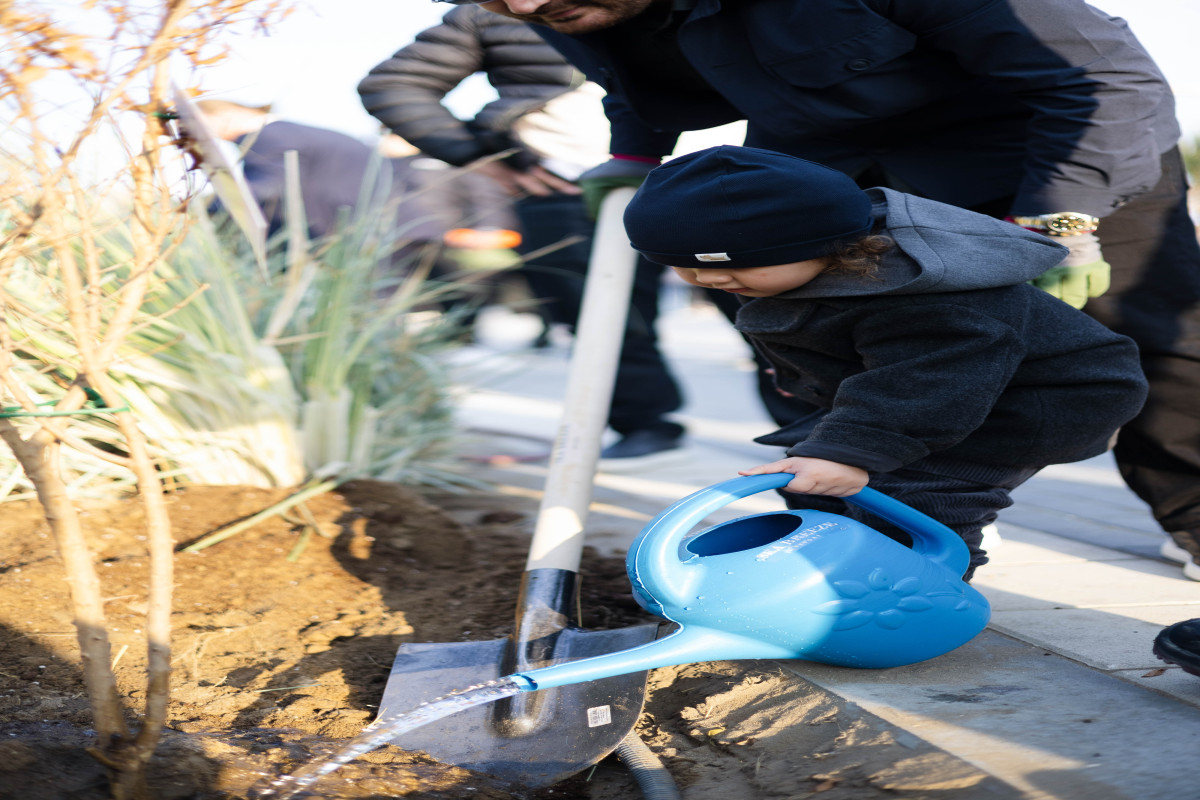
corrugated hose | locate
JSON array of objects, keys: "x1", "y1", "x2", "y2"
[{"x1": 615, "y1": 731, "x2": 682, "y2": 800}]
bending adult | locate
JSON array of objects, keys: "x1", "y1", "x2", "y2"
[
  {"x1": 459, "y1": 0, "x2": 1200, "y2": 583},
  {"x1": 359, "y1": 5, "x2": 691, "y2": 467}
]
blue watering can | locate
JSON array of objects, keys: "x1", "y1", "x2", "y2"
[{"x1": 509, "y1": 473, "x2": 990, "y2": 691}]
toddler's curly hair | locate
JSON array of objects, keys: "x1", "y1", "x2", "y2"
[{"x1": 824, "y1": 234, "x2": 894, "y2": 278}]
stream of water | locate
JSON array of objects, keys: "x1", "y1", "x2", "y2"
[{"x1": 246, "y1": 677, "x2": 525, "y2": 799}]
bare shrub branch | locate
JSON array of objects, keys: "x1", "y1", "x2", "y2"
[{"x1": 0, "y1": 2, "x2": 290, "y2": 797}]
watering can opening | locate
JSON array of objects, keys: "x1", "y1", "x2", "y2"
[{"x1": 684, "y1": 513, "x2": 805, "y2": 557}]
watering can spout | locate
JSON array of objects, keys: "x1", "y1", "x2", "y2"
[{"x1": 509, "y1": 626, "x2": 791, "y2": 692}]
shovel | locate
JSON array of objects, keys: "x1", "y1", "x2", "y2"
[{"x1": 376, "y1": 187, "x2": 662, "y2": 786}]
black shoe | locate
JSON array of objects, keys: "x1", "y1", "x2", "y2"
[
  {"x1": 1153, "y1": 619, "x2": 1200, "y2": 678},
  {"x1": 597, "y1": 429, "x2": 685, "y2": 473}
]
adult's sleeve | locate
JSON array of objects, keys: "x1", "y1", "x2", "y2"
[{"x1": 357, "y1": 8, "x2": 491, "y2": 166}]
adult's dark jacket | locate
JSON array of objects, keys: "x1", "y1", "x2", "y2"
[
  {"x1": 358, "y1": 5, "x2": 579, "y2": 169},
  {"x1": 537, "y1": 0, "x2": 1181, "y2": 217},
  {"x1": 238, "y1": 121, "x2": 379, "y2": 239},
  {"x1": 710, "y1": 189, "x2": 1148, "y2": 473}
]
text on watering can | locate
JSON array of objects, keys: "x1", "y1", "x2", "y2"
[{"x1": 754, "y1": 521, "x2": 838, "y2": 561}]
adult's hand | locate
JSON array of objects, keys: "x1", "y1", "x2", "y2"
[
  {"x1": 578, "y1": 158, "x2": 657, "y2": 219},
  {"x1": 1030, "y1": 232, "x2": 1111, "y2": 309},
  {"x1": 473, "y1": 160, "x2": 581, "y2": 197}
]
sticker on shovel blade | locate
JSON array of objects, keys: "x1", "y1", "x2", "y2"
[{"x1": 587, "y1": 705, "x2": 613, "y2": 727}]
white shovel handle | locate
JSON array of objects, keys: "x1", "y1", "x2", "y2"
[{"x1": 525, "y1": 187, "x2": 640, "y2": 571}]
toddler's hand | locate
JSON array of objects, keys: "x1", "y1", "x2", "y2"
[{"x1": 739, "y1": 457, "x2": 868, "y2": 497}]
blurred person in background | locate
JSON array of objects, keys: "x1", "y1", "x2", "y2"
[
  {"x1": 196, "y1": 99, "x2": 377, "y2": 241},
  {"x1": 196, "y1": 99, "x2": 524, "y2": 337},
  {"x1": 358, "y1": 5, "x2": 691, "y2": 469}
]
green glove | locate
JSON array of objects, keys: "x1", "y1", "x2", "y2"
[
  {"x1": 1029, "y1": 233, "x2": 1111, "y2": 309},
  {"x1": 578, "y1": 158, "x2": 658, "y2": 219}
]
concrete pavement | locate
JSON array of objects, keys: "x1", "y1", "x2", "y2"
[{"x1": 448, "y1": 300, "x2": 1200, "y2": 800}]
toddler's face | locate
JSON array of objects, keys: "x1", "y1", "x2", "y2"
[{"x1": 672, "y1": 258, "x2": 829, "y2": 298}]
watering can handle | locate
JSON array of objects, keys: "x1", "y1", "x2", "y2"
[{"x1": 630, "y1": 474, "x2": 970, "y2": 590}]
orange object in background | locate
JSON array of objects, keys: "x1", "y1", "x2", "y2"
[{"x1": 443, "y1": 227, "x2": 523, "y2": 250}]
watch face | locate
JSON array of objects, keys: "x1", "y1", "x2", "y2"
[{"x1": 1045, "y1": 213, "x2": 1098, "y2": 234}]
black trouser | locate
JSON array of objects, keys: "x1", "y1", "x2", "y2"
[
  {"x1": 782, "y1": 455, "x2": 1041, "y2": 581},
  {"x1": 964, "y1": 149, "x2": 1200, "y2": 533},
  {"x1": 515, "y1": 194, "x2": 684, "y2": 437}
]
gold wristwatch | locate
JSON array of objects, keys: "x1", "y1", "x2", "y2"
[{"x1": 1009, "y1": 212, "x2": 1100, "y2": 236}]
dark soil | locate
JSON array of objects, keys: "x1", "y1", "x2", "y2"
[{"x1": 0, "y1": 480, "x2": 1010, "y2": 799}]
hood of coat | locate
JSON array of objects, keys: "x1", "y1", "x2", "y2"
[{"x1": 771, "y1": 187, "x2": 1069, "y2": 300}]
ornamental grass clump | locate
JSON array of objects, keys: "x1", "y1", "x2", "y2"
[{"x1": 2, "y1": 167, "x2": 476, "y2": 501}]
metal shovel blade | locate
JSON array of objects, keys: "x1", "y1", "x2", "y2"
[{"x1": 377, "y1": 620, "x2": 661, "y2": 785}]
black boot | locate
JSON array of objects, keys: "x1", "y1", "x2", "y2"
[{"x1": 1153, "y1": 619, "x2": 1200, "y2": 677}]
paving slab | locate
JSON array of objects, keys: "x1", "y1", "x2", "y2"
[
  {"x1": 781, "y1": 632, "x2": 1200, "y2": 800},
  {"x1": 1116, "y1": 664, "x2": 1200, "y2": 703},
  {"x1": 984, "y1": 524, "x2": 1140, "y2": 565},
  {"x1": 974, "y1": 559, "x2": 1200, "y2": 611},
  {"x1": 1005, "y1": 460, "x2": 1167, "y2": 560},
  {"x1": 988, "y1": 605, "x2": 1200, "y2": 671}
]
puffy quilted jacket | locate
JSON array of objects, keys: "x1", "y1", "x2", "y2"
[{"x1": 358, "y1": 6, "x2": 582, "y2": 169}]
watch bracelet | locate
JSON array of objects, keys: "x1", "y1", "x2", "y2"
[{"x1": 1007, "y1": 212, "x2": 1100, "y2": 236}]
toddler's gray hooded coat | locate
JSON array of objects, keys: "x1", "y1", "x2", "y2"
[{"x1": 739, "y1": 188, "x2": 1148, "y2": 473}]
